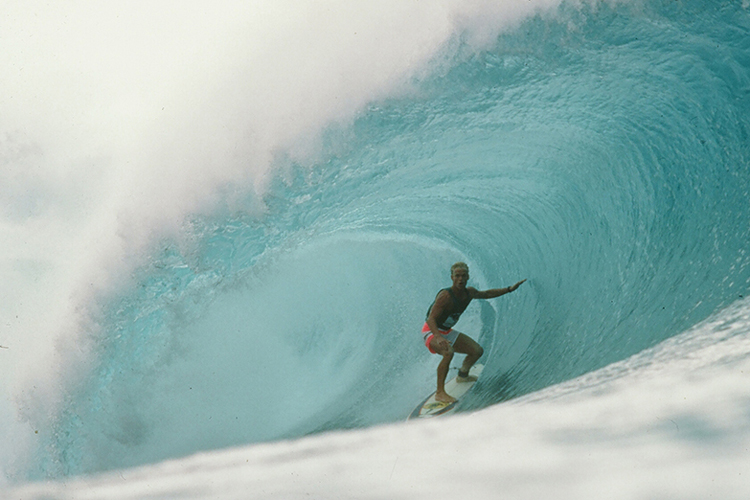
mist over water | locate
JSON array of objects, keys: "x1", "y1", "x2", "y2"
[{"x1": 2, "y1": 0, "x2": 750, "y2": 483}]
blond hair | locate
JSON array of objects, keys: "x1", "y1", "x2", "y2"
[{"x1": 451, "y1": 262, "x2": 469, "y2": 275}]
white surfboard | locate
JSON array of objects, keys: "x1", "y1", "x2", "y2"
[{"x1": 407, "y1": 364, "x2": 483, "y2": 420}]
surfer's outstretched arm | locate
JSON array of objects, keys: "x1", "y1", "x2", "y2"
[{"x1": 471, "y1": 279, "x2": 526, "y2": 299}]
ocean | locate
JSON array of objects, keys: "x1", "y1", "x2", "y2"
[{"x1": 2, "y1": 0, "x2": 750, "y2": 498}]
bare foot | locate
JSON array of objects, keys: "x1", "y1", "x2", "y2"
[
  {"x1": 456, "y1": 374, "x2": 478, "y2": 383},
  {"x1": 435, "y1": 391, "x2": 457, "y2": 404}
]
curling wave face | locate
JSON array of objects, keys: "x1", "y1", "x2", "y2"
[{"x1": 10, "y1": 0, "x2": 750, "y2": 479}]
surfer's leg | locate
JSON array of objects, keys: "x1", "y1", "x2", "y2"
[
  {"x1": 430, "y1": 336, "x2": 456, "y2": 404},
  {"x1": 436, "y1": 352, "x2": 456, "y2": 403},
  {"x1": 453, "y1": 333, "x2": 483, "y2": 382}
]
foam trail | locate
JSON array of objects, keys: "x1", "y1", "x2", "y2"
[{"x1": 1, "y1": 0, "x2": 569, "y2": 480}]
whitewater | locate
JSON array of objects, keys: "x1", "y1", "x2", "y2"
[{"x1": 2, "y1": 0, "x2": 750, "y2": 498}]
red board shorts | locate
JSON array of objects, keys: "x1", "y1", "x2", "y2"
[{"x1": 422, "y1": 322, "x2": 460, "y2": 354}]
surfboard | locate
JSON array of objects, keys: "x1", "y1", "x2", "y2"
[{"x1": 407, "y1": 364, "x2": 483, "y2": 420}]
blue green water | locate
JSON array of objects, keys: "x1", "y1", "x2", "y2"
[{"x1": 25, "y1": 0, "x2": 750, "y2": 479}]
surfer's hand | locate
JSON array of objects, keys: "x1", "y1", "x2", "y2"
[
  {"x1": 511, "y1": 279, "x2": 526, "y2": 291},
  {"x1": 433, "y1": 336, "x2": 451, "y2": 353}
]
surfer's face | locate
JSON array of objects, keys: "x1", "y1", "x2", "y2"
[{"x1": 451, "y1": 268, "x2": 469, "y2": 289}]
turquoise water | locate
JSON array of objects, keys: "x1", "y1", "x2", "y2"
[{"x1": 8, "y1": 0, "x2": 750, "y2": 480}]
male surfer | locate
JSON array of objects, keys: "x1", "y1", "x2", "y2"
[{"x1": 423, "y1": 262, "x2": 526, "y2": 403}]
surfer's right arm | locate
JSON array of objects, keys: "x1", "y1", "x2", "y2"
[{"x1": 426, "y1": 292, "x2": 452, "y2": 352}]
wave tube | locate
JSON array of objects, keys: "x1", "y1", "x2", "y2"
[{"x1": 3, "y1": 0, "x2": 749, "y2": 481}]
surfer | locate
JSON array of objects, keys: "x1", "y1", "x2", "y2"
[{"x1": 423, "y1": 262, "x2": 526, "y2": 404}]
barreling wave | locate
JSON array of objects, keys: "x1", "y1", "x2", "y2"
[{"x1": 8, "y1": 0, "x2": 750, "y2": 480}]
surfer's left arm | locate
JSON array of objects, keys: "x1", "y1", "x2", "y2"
[{"x1": 471, "y1": 279, "x2": 526, "y2": 299}]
